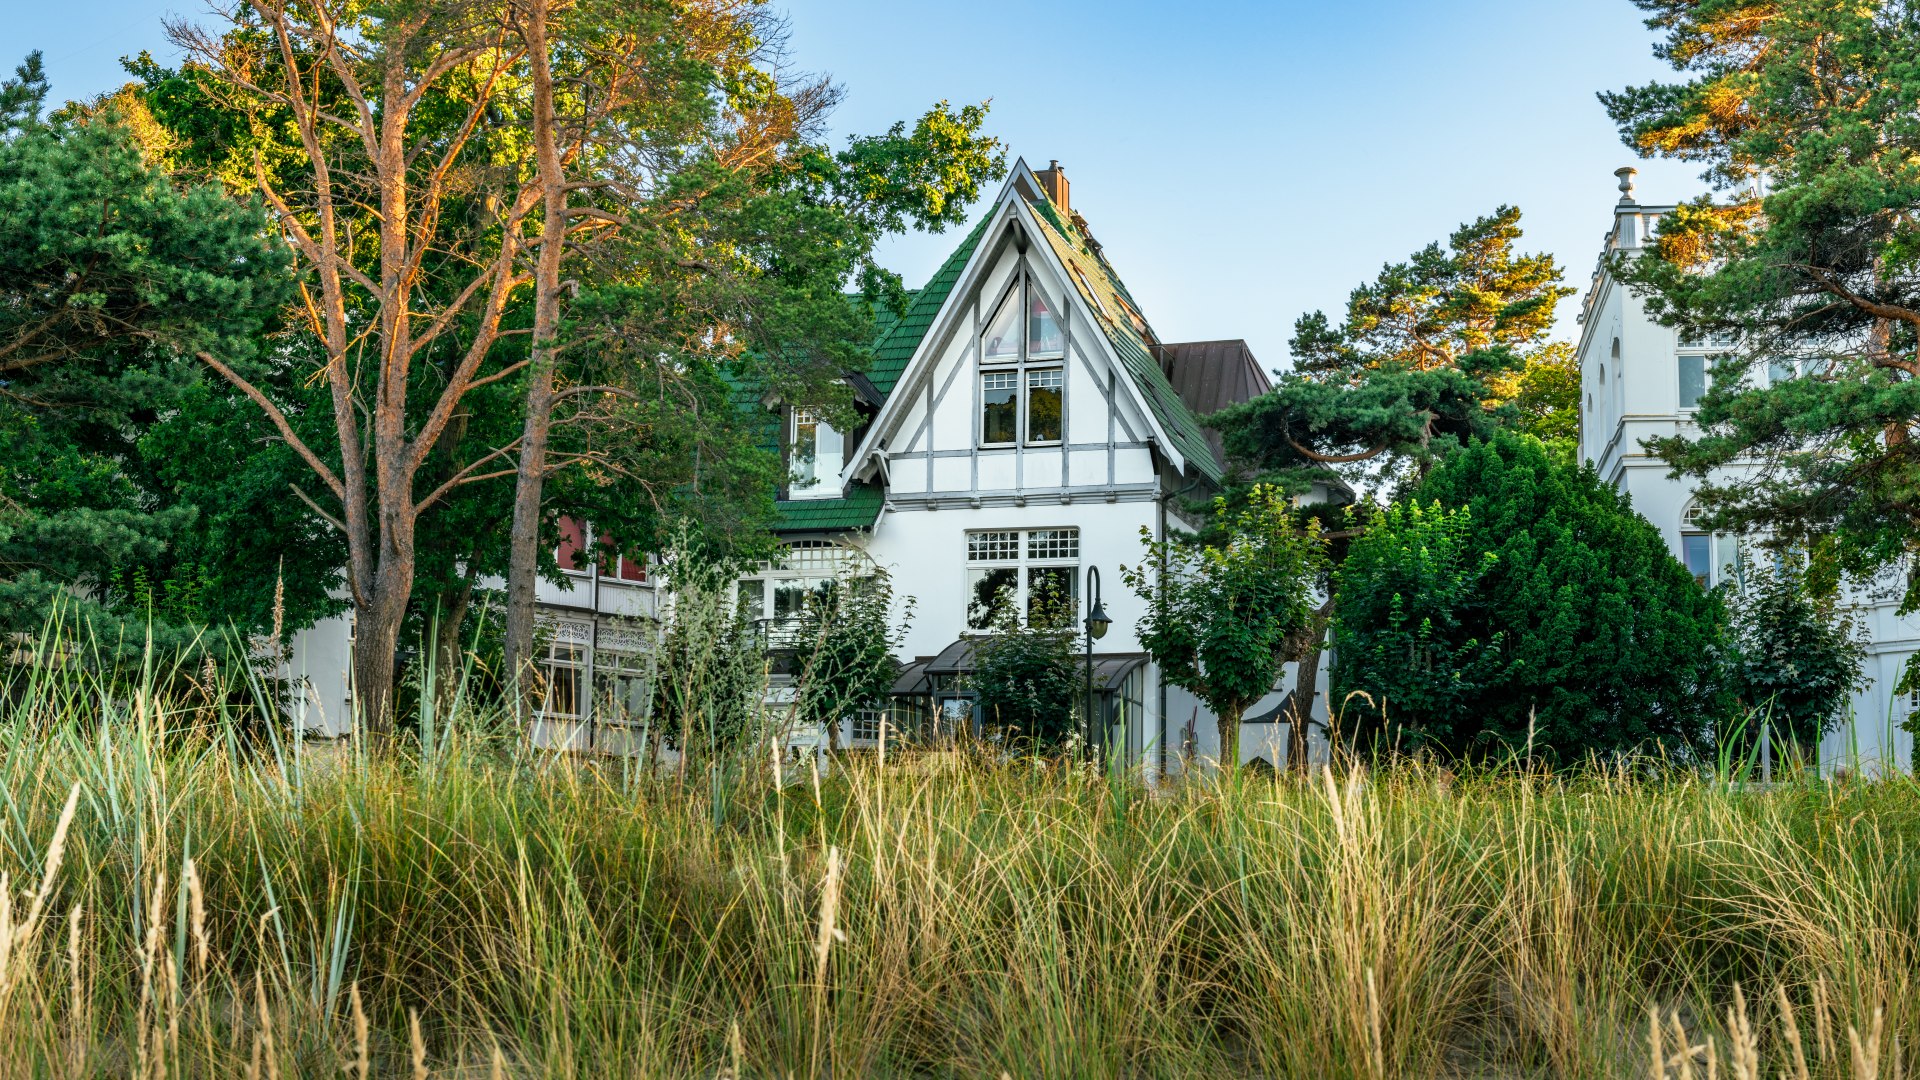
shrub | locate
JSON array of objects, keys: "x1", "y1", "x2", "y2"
[{"x1": 1336, "y1": 432, "x2": 1729, "y2": 761}]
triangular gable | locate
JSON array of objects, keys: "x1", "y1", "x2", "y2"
[{"x1": 847, "y1": 158, "x2": 1221, "y2": 485}]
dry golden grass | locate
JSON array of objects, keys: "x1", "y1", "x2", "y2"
[{"x1": 0, "y1": 665, "x2": 1916, "y2": 1078}]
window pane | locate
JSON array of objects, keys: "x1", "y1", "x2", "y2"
[
  {"x1": 1679, "y1": 355, "x2": 1707, "y2": 409},
  {"x1": 968, "y1": 531, "x2": 1019, "y2": 561},
  {"x1": 982, "y1": 371, "x2": 1018, "y2": 444},
  {"x1": 557, "y1": 516, "x2": 586, "y2": 572},
  {"x1": 791, "y1": 410, "x2": 820, "y2": 486},
  {"x1": 1768, "y1": 358, "x2": 1797, "y2": 385},
  {"x1": 983, "y1": 291, "x2": 1021, "y2": 362},
  {"x1": 1028, "y1": 287, "x2": 1064, "y2": 357},
  {"x1": 737, "y1": 580, "x2": 765, "y2": 623},
  {"x1": 1027, "y1": 565, "x2": 1078, "y2": 628},
  {"x1": 1028, "y1": 528, "x2": 1079, "y2": 561},
  {"x1": 1682, "y1": 533, "x2": 1711, "y2": 587},
  {"x1": 966, "y1": 566, "x2": 1018, "y2": 630},
  {"x1": 772, "y1": 580, "x2": 816, "y2": 621},
  {"x1": 1026, "y1": 368, "x2": 1063, "y2": 443},
  {"x1": 1715, "y1": 534, "x2": 1740, "y2": 587}
]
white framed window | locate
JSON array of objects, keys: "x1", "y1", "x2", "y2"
[
  {"x1": 1680, "y1": 504, "x2": 1741, "y2": 588},
  {"x1": 538, "y1": 621, "x2": 591, "y2": 720},
  {"x1": 1678, "y1": 353, "x2": 1712, "y2": 410},
  {"x1": 555, "y1": 517, "x2": 647, "y2": 583},
  {"x1": 788, "y1": 409, "x2": 844, "y2": 500},
  {"x1": 979, "y1": 269, "x2": 1066, "y2": 447},
  {"x1": 736, "y1": 541, "x2": 869, "y2": 643},
  {"x1": 966, "y1": 527, "x2": 1080, "y2": 631}
]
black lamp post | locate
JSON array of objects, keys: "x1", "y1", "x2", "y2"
[{"x1": 1083, "y1": 565, "x2": 1111, "y2": 764}]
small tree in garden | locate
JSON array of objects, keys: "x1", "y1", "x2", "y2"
[
  {"x1": 1725, "y1": 555, "x2": 1867, "y2": 759},
  {"x1": 968, "y1": 585, "x2": 1081, "y2": 750},
  {"x1": 1123, "y1": 485, "x2": 1327, "y2": 773},
  {"x1": 791, "y1": 568, "x2": 913, "y2": 739},
  {"x1": 652, "y1": 559, "x2": 764, "y2": 762}
]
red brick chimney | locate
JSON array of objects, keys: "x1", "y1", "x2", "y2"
[{"x1": 1034, "y1": 160, "x2": 1069, "y2": 215}]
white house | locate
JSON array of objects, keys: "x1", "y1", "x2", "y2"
[
  {"x1": 1577, "y1": 167, "x2": 1916, "y2": 773},
  {"x1": 284, "y1": 159, "x2": 1331, "y2": 774}
]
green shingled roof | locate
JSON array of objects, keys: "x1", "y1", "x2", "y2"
[
  {"x1": 1026, "y1": 198, "x2": 1224, "y2": 483},
  {"x1": 865, "y1": 214, "x2": 993, "y2": 396},
  {"x1": 773, "y1": 481, "x2": 884, "y2": 532}
]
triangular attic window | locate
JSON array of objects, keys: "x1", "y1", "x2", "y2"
[
  {"x1": 1028, "y1": 285, "x2": 1064, "y2": 358},
  {"x1": 983, "y1": 290, "x2": 1021, "y2": 363}
]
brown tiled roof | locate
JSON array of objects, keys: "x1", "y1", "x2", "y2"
[{"x1": 1153, "y1": 339, "x2": 1272, "y2": 469}]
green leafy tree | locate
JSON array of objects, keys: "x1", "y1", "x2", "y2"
[
  {"x1": 1122, "y1": 485, "x2": 1328, "y2": 772},
  {"x1": 1338, "y1": 432, "x2": 1729, "y2": 761},
  {"x1": 0, "y1": 52, "x2": 292, "y2": 663},
  {"x1": 1724, "y1": 554, "x2": 1867, "y2": 758},
  {"x1": 1603, "y1": 1, "x2": 1920, "y2": 678},
  {"x1": 790, "y1": 566, "x2": 912, "y2": 737}
]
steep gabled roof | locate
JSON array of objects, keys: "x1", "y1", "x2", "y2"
[
  {"x1": 1025, "y1": 198, "x2": 1223, "y2": 483},
  {"x1": 865, "y1": 214, "x2": 994, "y2": 396}
]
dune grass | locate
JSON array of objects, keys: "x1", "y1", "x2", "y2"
[{"x1": 1, "y1": 660, "x2": 1917, "y2": 1078}]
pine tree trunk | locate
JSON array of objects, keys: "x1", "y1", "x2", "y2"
[
  {"x1": 502, "y1": 0, "x2": 568, "y2": 712},
  {"x1": 350, "y1": 556, "x2": 412, "y2": 743}
]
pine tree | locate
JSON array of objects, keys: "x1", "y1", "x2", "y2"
[
  {"x1": 0, "y1": 54, "x2": 290, "y2": 663},
  {"x1": 1336, "y1": 433, "x2": 1730, "y2": 762},
  {"x1": 1603, "y1": 1, "x2": 1920, "y2": 665}
]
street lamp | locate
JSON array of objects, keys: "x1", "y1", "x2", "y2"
[{"x1": 1084, "y1": 566, "x2": 1110, "y2": 763}]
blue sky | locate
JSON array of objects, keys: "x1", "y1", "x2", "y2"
[{"x1": 16, "y1": 0, "x2": 1705, "y2": 369}]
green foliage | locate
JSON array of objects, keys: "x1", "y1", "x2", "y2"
[
  {"x1": 967, "y1": 584, "x2": 1082, "y2": 750},
  {"x1": 1338, "y1": 433, "x2": 1729, "y2": 761},
  {"x1": 652, "y1": 556, "x2": 765, "y2": 758},
  {"x1": 1604, "y1": 1, "x2": 1920, "y2": 663},
  {"x1": 1723, "y1": 553, "x2": 1868, "y2": 753},
  {"x1": 0, "y1": 61, "x2": 293, "y2": 662},
  {"x1": 1214, "y1": 207, "x2": 1574, "y2": 498},
  {"x1": 791, "y1": 566, "x2": 912, "y2": 731},
  {"x1": 1122, "y1": 485, "x2": 1327, "y2": 766},
  {"x1": 1333, "y1": 501, "x2": 1510, "y2": 744}
]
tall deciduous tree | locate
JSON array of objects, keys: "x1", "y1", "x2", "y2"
[
  {"x1": 1122, "y1": 485, "x2": 1327, "y2": 774},
  {"x1": 1603, "y1": 1, "x2": 1920, "y2": 679},
  {"x1": 496, "y1": 0, "x2": 1004, "y2": 695},
  {"x1": 171, "y1": 1, "x2": 555, "y2": 731},
  {"x1": 0, "y1": 52, "x2": 290, "y2": 659}
]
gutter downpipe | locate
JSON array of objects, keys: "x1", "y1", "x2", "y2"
[{"x1": 1155, "y1": 461, "x2": 1206, "y2": 782}]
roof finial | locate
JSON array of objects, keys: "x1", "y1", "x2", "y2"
[{"x1": 1615, "y1": 166, "x2": 1639, "y2": 204}]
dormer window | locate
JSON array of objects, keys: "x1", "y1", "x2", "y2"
[
  {"x1": 789, "y1": 408, "x2": 843, "y2": 500},
  {"x1": 979, "y1": 272, "x2": 1066, "y2": 447}
]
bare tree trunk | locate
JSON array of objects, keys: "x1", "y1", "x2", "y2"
[
  {"x1": 1218, "y1": 702, "x2": 1244, "y2": 776},
  {"x1": 502, "y1": 0, "x2": 568, "y2": 713},
  {"x1": 1288, "y1": 598, "x2": 1335, "y2": 775}
]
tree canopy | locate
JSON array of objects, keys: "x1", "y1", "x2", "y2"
[
  {"x1": 1213, "y1": 207, "x2": 1576, "y2": 498},
  {"x1": 0, "y1": 52, "x2": 292, "y2": 661}
]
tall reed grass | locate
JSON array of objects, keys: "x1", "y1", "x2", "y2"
[{"x1": 1, "y1": 653, "x2": 1916, "y2": 1078}]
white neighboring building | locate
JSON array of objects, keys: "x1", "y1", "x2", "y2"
[{"x1": 1576, "y1": 168, "x2": 1916, "y2": 772}]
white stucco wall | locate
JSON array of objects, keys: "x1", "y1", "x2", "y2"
[{"x1": 1578, "y1": 186, "x2": 1913, "y2": 773}]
